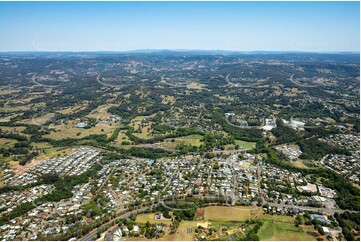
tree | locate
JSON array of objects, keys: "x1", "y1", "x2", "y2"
[{"x1": 205, "y1": 152, "x2": 215, "y2": 159}]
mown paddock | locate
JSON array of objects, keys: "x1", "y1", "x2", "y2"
[{"x1": 203, "y1": 206, "x2": 261, "y2": 221}]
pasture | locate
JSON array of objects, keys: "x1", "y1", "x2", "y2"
[
  {"x1": 85, "y1": 104, "x2": 117, "y2": 119},
  {"x1": 45, "y1": 121, "x2": 118, "y2": 140}
]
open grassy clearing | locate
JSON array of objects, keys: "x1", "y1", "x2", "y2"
[
  {"x1": 235, "y1": 140, "x2": 256, "y2": 149},
  {"x1": 132, "y1": 123, "x2": 154, "y2": 139},
  {"x1": 163, "y1": 134, "x2": 204, "y2": 148},
  {"x1": 58, "y1": 104, "x2": 85, "y2": 114},
  {"x1": 173, "y1": 220, "x2": 199, "y2": 241},
  {"x1": 45, "y1": 121, "x2": 118, "y2": 140},
  {"x1": 0, "y1": 126, "x2": 27, "y2": 133},
  {"x1": 257, "y1": 220, "x2": 317, "y2": 241},
  {"x1": 0, "y1": 114, "x2": 18, "y2": 122},
  {"x1": 32, "y1": 142, "x2": 53, "y2": 149},
  {"x1": 0, "y1": 88, "x2": 21, "y2": 95},
  {"x1": 130, "y1": 115, "x2": 157, "y2": 140},
  {"x1": 225, "y1": 144, "x2": 235, "y2": 150},
  {"x1": 161, "y1": 95, "x2": 176, "y2": 105},
  {"x1": 22, "y1": 113, "x2": 55, "y2": 125},
  {"x1": 186, "y1": 82, "x2": 207, "y2": 90},
  {"x1": 0, "y1": 138, "x2": 17, "y2": 148},
  {"x1": 113, "y1": 130, "x2": 130, "y2": 143},
  {"x1": 292, "y1": 160, "x2": 309, "y2": 169},
  {"x1": 85, "y1": 104, "x2": 117, "y2": 119},
  {"x1": 204, "y1": 206, "x2": 260, "y2": 221},
  {"x1": 136, "y1": 213, "x2": 172, "y2": 225},
  {"x1": 0, "y1": 105, "x2": 32, "y2": 112}
]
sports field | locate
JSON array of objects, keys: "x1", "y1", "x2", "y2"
[
  {"x1": 235, "y1": 140, "x2": 256, "y2": 149},
  {"x1": 257, "y1": 220, "x2": 317, "y2": 241}
]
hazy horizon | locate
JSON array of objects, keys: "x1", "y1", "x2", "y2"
[
  {"x1": 0, "y1": 1, "x2": 360, "y2": 52},
  {"x1": 0, "y1": 49, "x2": 360, "y2": 54}
]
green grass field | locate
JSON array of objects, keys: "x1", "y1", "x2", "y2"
[
  {"x1": 259, "y1": 214, "x2": 295, "y2": 223},
  {"x1": 163, "y1": 134, "x2": 204, "y2": 148},
  {"x1": 257, "y1": 220, "x2": 317, "y2": 241},
  {"x1": 235, "y1": 140, "x2": 256, "y2": 149}
]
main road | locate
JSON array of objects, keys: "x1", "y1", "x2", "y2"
[
  {"x1": 266, "y1": 202, "x2": 351, "y2": 215},
  {"x1": 80, "y1": 198, "x2": 355, "y2": 241},
  {"x1": 80, "y1": 206, "x2": 150, "y2": 241}
]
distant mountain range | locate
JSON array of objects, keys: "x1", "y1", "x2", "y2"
[
  {"x1": 0, "y1": 49, "x2": 359, "y2": 55},
  {"x1": 120, "y1": 49, "x2": 360, "y2": 55}
]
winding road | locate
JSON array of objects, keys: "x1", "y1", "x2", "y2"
[
  {"x1": 289, "y1": 74, "x2": 321, "y2": 88},
  {"x1": 96, "y1": 74, "x2": 125, "y2": 88},
  {"x1": 225, "y1": 114, "x2": 263, "y2": 129},
  {"x1": 32, "y1": 74, "x2": 59, "y2": 88}
]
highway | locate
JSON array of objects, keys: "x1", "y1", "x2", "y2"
[{"x1": 289, "y1": 74, "x2": 320, "y2": 88}]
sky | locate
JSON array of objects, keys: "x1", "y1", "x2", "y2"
[{"x1": 0, "y1": 1, "x2": 359, "y2": 52}]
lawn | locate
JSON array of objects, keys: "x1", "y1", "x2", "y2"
[
  {"x1": 204, "y1": 206, "x2": 260, "y2": 221},
  {"x1": 136, "y1": 213, "x2": 172, "y2": 225},
  {"x1": 235, "y1": 140, "x2": 256, "y2": 149},
  {"x1": 257, "y1": 220, "x2": 317, "y2": 241}
]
